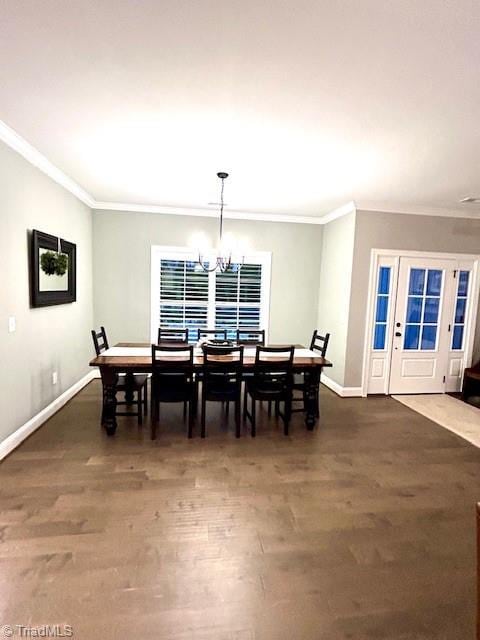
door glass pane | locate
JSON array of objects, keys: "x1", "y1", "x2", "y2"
[
  {"x1": 426, "y1": 270, "x2": 442, "y2": 295},
  {"x1": 376, "y1": 296, "x2": 388, "y2": 322},
  {"x1": 378, "y1": 267, "x2": 390, "y2": 294},
  {"x1": 423, "y1": 298, "x2": 440, "y2": 323},
  {"x1": 409, "y1": 269, "x2": 425, "y2": 295},
  {"x1": 452, "y1": 325, "x2": 464, "y2": 350},
  {"x1": 455, "y1": 298, "x2": 466, "y2": 324},
  {"x1": 404, "y1": 267, "x2": 443, "y2": 351},
  {"x1": 421, "y1": 325, "x2": 437, "y2": 350},
  {"x1": 372, "y1": 266, "x2": 391, "y2": 350},
  {"x1": 374, "y1": 324, "x2": 386, "y2": 350},
  {"x1": 406, "y1": 297, "x2": 422, "y2": 323},
  {"x1": 451, "y1": 270, "x2": 470, "y2": 350},
  {"x1": 458, "y1": 271, "x2": 469, "y2": 296},
  {"x1": 404, "y1": 324, "x2": 420, "y2": 349}
]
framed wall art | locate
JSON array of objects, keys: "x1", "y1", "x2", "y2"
[{"x1": 30, "y1": 229, "x2": 76, "y2": 307}]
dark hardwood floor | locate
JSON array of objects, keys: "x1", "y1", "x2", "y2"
[{"x1": 0, "y1": 380, "x2": 479, "y2": 639}]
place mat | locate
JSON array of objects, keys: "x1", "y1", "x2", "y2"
[{"x1": 102, "y1": 346, "x2": 322, "y2": 358}]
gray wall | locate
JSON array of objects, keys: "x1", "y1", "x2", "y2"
[
  {"x1": 316, "y1": 211, "x2": 356, "y2": 386},
  {"x1": 345, "y1": 210, "x2": 480, "y2": 387},
  {"x1": 0, "y1": 141, "x2": 93, "y2": 443},
  {"x1": 93, "y1": 210, "x2": 323, "y2": 347}
]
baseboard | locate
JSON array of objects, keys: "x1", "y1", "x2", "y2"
[
  {"x1": 321, "y1": 374, "x2": 362, "y2": 397},
  {"x1": 0, "y1": 370, "x2": 97, "y2": 461}
]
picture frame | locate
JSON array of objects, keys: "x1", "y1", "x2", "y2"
[{"x1": 30, "y1": 229, "x2": 77, "y2": 307}]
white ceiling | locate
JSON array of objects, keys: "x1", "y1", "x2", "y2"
[{"x1": 0, "y1": 0, "x2": 479, "y2": 218}]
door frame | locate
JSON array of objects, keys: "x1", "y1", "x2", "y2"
[{"x1": 361, "y1": 249, "x2": 480, "y2": 397}]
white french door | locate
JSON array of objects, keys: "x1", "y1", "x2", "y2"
[
  {"x1": 365, "y1": 251, "x2": 478, "y2": 396},
  {"x1": 389, "y1": 257, "x2": 456, "y2": 394}
]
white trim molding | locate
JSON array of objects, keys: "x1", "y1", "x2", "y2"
[
  {"x1": 0, "y1": 119, "x2": 95, "y2": 207},
  {"x1": 319, "y1": 200, "x2": 356, "y2": 224},
  {"x1": 3, "y1": 118, "x2": 480, "y2": 225},
  {"x1": 95, "y1": 201, "x2": 326, "y2": 225},
  {"x1": 356, "y1": 200, "x2": 480, "y2": 220},
  {"x1": 0, "y1": 371, "x2": 97, "y2": 461},
  {"x1": 321, "y1": 375, "x2": 362, "y2": 397}
]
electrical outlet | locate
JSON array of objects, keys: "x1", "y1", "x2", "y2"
[
  {"x1": 8, "y1": 316, "x2": 16, "y2": 333},
  {"x1": 52, "y1": 371, "x2": 58, "y2": 385}
]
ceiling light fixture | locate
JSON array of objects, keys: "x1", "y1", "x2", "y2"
[{"x1": 197, "y1": 172, "x2": 244, "y2": 273}]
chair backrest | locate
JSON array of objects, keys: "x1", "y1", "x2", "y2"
[
  {"x1": 157, "y1": 327, "x2": 189, "y2": 345},
  {"x1": 151, "y1": 344, "x2": 194, "y2": 375},
  {"x1": 202, "y1": 345, "x2": 244, "y2": 390},
  {"x1": 236, "y1": 328, "x2": 265, "y2": 345},
  {"x1": 310, "y1": 330, "x2": 330, "y2": 357},
  {"x1": 151, "y1": 345, "x2": 195, "y2": 401},
  {"x1": 253, "y1": 345, "x2": 295, "y2": 392},
  {"x1": 197, "y1": 328, "x2": 227, "y2": 341},
  {"x1": 91, "y1": 326, "x2": 109, "y2": 355}
]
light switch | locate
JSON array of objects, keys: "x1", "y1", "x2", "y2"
[{"x1": 8, "y1": 316, "x2": 16, "y2": 333}]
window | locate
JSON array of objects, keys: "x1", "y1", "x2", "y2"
[
  {"x1": 451, "y1": 270, "x2": 470, "y2": 350},
  {"x1": 151, "y1": 247, "x2": 271, "y2": 342},
  {"x1": 404, "y1": 268, "x2": 442, "y2": 351},
  {"x1": 372, "y1": 266, "x2": 391, "y2": 350}
]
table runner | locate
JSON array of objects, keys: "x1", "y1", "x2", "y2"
[{"x1": 102, "y1": 346, "x2": 323, "y2": 358}]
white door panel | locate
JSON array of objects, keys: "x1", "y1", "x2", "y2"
[{"x1": 389, "y1": 257, "x2": 456, "y2": 394}]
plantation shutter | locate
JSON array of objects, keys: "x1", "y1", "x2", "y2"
[
  {"x1": 155, "y1": 250, "x2": 269, "y2": 343},
  {"x1": 159, "y1": 259, "x2": 209, "y2": 341},
  {"x1": 215, "y1": 263, "x2": 263, "y2": 340}
]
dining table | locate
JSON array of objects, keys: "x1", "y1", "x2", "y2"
[{"x1": 89, "y1": 342, "x2": 332, "y2": 435}]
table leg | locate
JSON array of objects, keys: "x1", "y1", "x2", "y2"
[
  {"x1": 100, "y1": 366, "x2": 118, "y2": 436},
  {"x1": 124, "y1": 371, "x2": 135, "y2": 404},
  {"x1": 304, "y1": 368, "x2": 320, "y2": 430}
]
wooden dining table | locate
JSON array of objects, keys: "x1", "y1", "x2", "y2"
[{"x1": 90, "y1": 342, "x2": 332, "y2": 435}]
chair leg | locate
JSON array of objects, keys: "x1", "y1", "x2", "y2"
[
  {"x1": 188, "y1": 398, "x2": 194, "y2": 439},
  {"x1": 251, "y1": 396, "x2": 256, "y2": 437},
  {"x1": 201, "y1": 393, "x2": 207, "y2": 438},
  {"x1": 275, "y1": 400, "x2": 280, "y2": 418},
  {"x1": 284, "y1": 396, "x2": 292, "y2": 436},
  {"x1": 183, "y1": 401, "x2": 187, "y2": 421},
  {"x1": 268, "y1": 401, "x2": 272, "y2": 417},
  {"x1": 137, "y1": 390, "x2": 143, "y2": 426},
  {"x1": 144, "y1": 383, "x2": 148, "y2": 415},
  {"x1": 235, "y1": 395, "x2": 241, "y2": 438},
  {"x1": 150, "y1": 393, "x2": 157, "y2": 440},
  {"x1": 193, "y1": 378, "x2": 199, "y2": 415},
  {"x1": 243, "y1": 384, "x2": 248, "y2": 420},
  {"x1": 225, "y1": 401, "x2": 230, "y2": 417}
]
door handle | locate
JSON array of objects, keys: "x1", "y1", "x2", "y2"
[{"x1": 395, "y1": 331, "x2": 402, "y2": 337}]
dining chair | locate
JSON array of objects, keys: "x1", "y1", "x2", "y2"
[
  {"x1": 197, "y1": 328, "x2": 228, "y2": 342},
  {"x1": 91, "y1": 326, "x2": 148, "y2": 425},
  {"x1": 291, "y1": 330, "x2": 330, "y2": 416},
  {"x1": 235, "y1": 328, "x2": 265, "y2": 345},
  {"x1": 201, "y1": 345, "x2": 244, "y2": 438},
  {"x1": 244, "y1": 345, "x2": 294, "y2": 437},
  {"x1": 157, "y1": 327, "x2": 189, "y2": 344},
  {"x1": 150, "y1": 344, "x2": 196, "y2": 439}
]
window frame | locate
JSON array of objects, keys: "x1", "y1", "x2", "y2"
[{"x1": 150, "y1": 245, "x2": 271, "y2": 343}]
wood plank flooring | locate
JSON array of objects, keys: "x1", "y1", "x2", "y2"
[{"x1": 0, "y1": 381, "x2": 479, "y2": 639}]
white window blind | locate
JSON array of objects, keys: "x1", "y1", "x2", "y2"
[{"x1": 151, "y1": 248, "x2": 271, "y2": 343}]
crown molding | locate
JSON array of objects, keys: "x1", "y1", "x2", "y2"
[
  {"x1": 2, "y1": 119, "x2": 477, "y2": 225},
  {"x1": 318, "y1": 200, "x2": 357, "y2": 224},
  {"x1": 0, "y1": 119, "x2": 95, "y2": 207},
  {"x1": 93, "y1": 200, "x2": 326, "y2": 224},
  {"x1": 355, "y1": 200, "x2": 480, "y2": 220}
]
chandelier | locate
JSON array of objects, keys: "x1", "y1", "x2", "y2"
[{"x1": 197, "y1": 172, "x2": 244, "y2": 273}]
